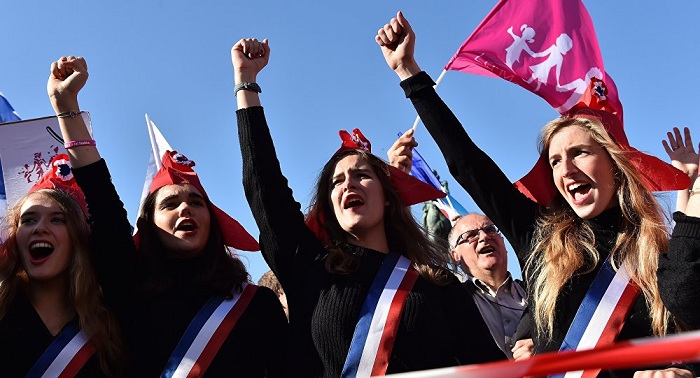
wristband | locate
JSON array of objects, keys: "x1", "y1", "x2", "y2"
[
  {"x1": 234, "y1": 82, "x2": 262, "y2": 96},
  {"x1": 64, "y1": 139, "x2": 96, "y2": 149},
  {"x1": 57, "y1": 110, "x2": 84, "y2": 118}
]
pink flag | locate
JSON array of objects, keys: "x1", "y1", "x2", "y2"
[
  {"x1": 445, "y1": 0, "x2": 622, "y2": 120},
  {"x1": 443, "y1": 0, "x2": 690, "y2": 204}
]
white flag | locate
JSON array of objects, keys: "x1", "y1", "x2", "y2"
[
  {"x1": 135, "y1": 114, "x2": 174, "y2": 225},
  {"x1": 0, "y1": 113, "x2": 92, "y2": 210}
]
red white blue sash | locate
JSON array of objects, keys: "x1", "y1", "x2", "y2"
[
  {"x1": 26, "y1": 319, "x2": 96, "y2": 378},
  {"x1": 161, "y1": 283, "x2": 258, "y2": 378},
  {"x1": 551, "y1": 259, "x2": 640, "y2": 378},
  {"x1": 341, "y1": 252, "x2": 419, "y2": 378}
]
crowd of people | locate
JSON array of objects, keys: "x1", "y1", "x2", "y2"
[{"x1": 0, "y1": 10, "x2": 698, "y2": 378}]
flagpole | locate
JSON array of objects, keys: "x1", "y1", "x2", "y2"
[
  {"x1": 443, "y1": 194, "x2": 457, "y2": 214},
  {"x1": 411, "y1": 69, "x2": 448, "y2": 131}
]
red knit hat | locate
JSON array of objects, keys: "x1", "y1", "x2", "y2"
[
  {"x1": 28, "y1": 154, "x2": 89, "y2": 216},
  {"x1": 306, "y1": 128, "x2": 446, "y2": 241},
  {"x1": 515, "y1": 79, "x2": 690, "y2": 205},
  {"x1": 141, "y1": 150, "x2": 259, "y2": 252}
]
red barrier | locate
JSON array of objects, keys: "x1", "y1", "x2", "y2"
[{"x1": 383, "y1": 330, "x2": 700, "y2": 377}]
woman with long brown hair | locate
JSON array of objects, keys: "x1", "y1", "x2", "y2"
[
  {"x1": 0, "y1": 156, "x2": 123, "y2": 377},
  {"x1": 233, "y1": 37, "x2": 504, "y2": 377},
  {"x1": 47, "y1": 55, "x2": 287, "y2": 377}
]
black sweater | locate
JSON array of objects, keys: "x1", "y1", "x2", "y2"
[
  {"x1": 658, "y1": 212, "x2": 700, "y2": 328},
  {"x1": 73, "y1": 160, "x2": 288, "y2": 377},
  {"x1": 401, "y1": 71, "x2": 677, "y2": 377},
  {"x1": 237, "y1": 106, "x2": 506, "y2": 378},
  {"x1": 0, "y1": 292, "x2": 104, "y2": 377}
]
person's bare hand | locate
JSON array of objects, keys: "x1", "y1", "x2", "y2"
[
  {"x1": 47, "y1": 56, "x2": 88, "y2": 112},
  {"x1": 511, "y1": 338, "x2": 534, "y2": 361},
  {"x1": 387, "y1": 128, "x2": 418, "y2": 173},
  {"x1": 633, "y1": 367, "x2": 693, "y2": 378},
  {"x1": 662, "y1": 127, "x2": 698, "y2": 180},
  {"x1": 375, "y1": 11, "x2": 421, "y2": 80},
  {"x1": 231, "y1": 38, "x2": 270, "y2": 83}
]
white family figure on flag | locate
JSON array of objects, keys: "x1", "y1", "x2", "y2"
[
  {"x1": 523, "y1": 33, "x2": 573, "y2": 92},
  {"x1": 505, "y1": 25, "x2": 536, "y2": 68},
  {"x1": 506, "y1": 26, "x2": 582, "y2": 93}
]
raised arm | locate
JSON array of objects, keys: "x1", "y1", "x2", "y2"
[
  {"x1": 377, "y1": 13, "x2": 539, "y2": 265},
  {"x1": 232, "y1": 39, "x2": 321, "y2": 288},
  {"x1": 658, "y1": 129, "x2": 700, "y2": 328},
  {"x1": 46, "y1": 56, "x2": 100, "y2": 168},
  {"x1": 233, "y1": 38, "x2": 269, "y2": 110},
  {"x1": 46, "y1": 56, "x2": 136, "y2": 310}
]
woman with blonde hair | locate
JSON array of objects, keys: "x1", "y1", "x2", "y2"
[
  {"x1": 0, "y1": 156, "x2": 123, "y2": 377},
  {"x1": 381, "y1": 11, "x2": 693, "y2": 377}
]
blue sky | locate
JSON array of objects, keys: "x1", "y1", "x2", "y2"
[{"x1": 2, "y1": 1, "x2": 698, "y2": 281}]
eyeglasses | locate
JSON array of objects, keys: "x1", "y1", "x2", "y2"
[{"x1": 453, "y1": 224, "x2": 500, "y2": 247}]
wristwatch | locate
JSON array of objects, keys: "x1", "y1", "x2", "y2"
[{"x1": 234, "y1": 82, "x2": 262, "y2": 96}]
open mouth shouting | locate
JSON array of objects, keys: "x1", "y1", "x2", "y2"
[
  {"x1": 175, "y1": 219, "x2": 198, "y2": 234},
  {"x1": 566, "y1": 181, "x2": 592, "y2": 205},
  {"x1": 477, "y1": 245, "x2": 495, "y2": 255},
  {"x1": 343, "y1": 193, "x2": 365, "y2": 210},
  {"x1": 28, "y1": 241, "x2": 55, "y2": 264}
]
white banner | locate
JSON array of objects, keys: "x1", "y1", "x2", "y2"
[{"x1": 0, "y1": 113, "x2": 92, "y2": 210}]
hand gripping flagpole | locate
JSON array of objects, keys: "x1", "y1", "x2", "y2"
[{"x1": 411, "y1": 69, "x2": 448, "y2": 131}]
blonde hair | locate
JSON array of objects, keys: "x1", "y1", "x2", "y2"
[
  {"x1": 526, "y1": 116, "x2": 670, "y2": 341},
  {"x1": 0, "y1": 190, "x2": 124, "y2": 376}
]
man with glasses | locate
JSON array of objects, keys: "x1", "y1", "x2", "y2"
[{"x1": 448, "y1": 213, "x2": 533, "y2": 360}]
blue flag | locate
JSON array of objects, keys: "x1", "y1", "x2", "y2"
[
  {"x1": 0, "y1": 92, "x2": 21, "y2": 207},
  {"x1": 0, "y1": 92, "x2": 21, "y2": 123}
]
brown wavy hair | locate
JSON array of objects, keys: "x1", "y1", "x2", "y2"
[
  {"x1": 0, "y1": 189, "x2": 124, "y2": 376},
  {"x1": 306, "y1": 150, "x2": 452, "y2": 285},
  {"x1": 525, "y1": 117, "x2": 671, "y2": 341},
  {"x1": 136, "y1": 185, "x2": 250, "y2": 297}
]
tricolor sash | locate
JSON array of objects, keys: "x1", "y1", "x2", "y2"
[
  {"x1": 551, "y1": 259, "x2": 640, "y2": 378},
  {"x1": 26, "y1": 319, "x2": 96, "y2": 378},
  {"x1": 161, "y1": 283, "x2": 258, "y2": 378},
  {"x1": 341, "y1": 252, "x2": 419, "y2": 378}
]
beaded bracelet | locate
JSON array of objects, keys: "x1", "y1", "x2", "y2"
[{"x1": 64, "y1": 139, "x2": 96, "y2": 149}]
